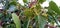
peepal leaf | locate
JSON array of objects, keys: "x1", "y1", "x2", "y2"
[{"x1": 12, "y1": 13, "x2": 21, "y2": 28}]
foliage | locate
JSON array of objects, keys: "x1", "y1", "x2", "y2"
[{"x1": 0, "y1": 0, "x2": 60, "y2": 28}]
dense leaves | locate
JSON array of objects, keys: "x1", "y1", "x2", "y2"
[{"x1": 0, "y1": 0, "x2": 60, "y2": 28}]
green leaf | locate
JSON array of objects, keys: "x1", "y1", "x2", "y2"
[
  {"x1": 36, "y1": 15, "x2": 47, "y2": 28},
  {"x1": 36, "y1": 4, "x2": 41, "y2": 9},
  {"x1": 23, "y1": 18, "x2": 31, "y2": 28},
  {"x1": 24, "y1": 9, "x2": 34, "y2": 17},
  {"x1": 38, "y1": 0, "x2": 46, "y2": 3},
  {"x1": 49, "y1": 1, "x2": 60, "y2": 15},
  {"x1": 12, "y1": 13, "x2": 21, "y2": 28},
  {"x1": 5, "y1": 0, "x2": 9, "y2": 9},
  {"x1": 7, "y1": 24, "x2": 15, "y2": 28},
  {"x1": 9, "y1": 1, "x2": 17, "y2": 5},
  {"x1": 0, "y1": 13, "x2": 3, "y2": 18},
  {"x1": 23, "y1": 0, "x2": 27, "y2": 3},
  {"x1": 12, "y1": 0, "x2": 17, "y2": 2},
  {"x1": 23, "y1": 18, "x2": 28, "y2": 28}
]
